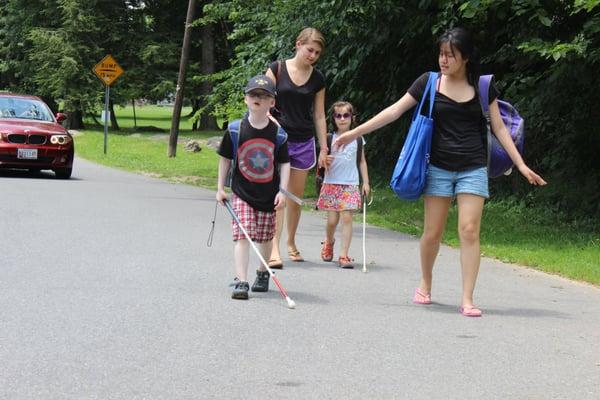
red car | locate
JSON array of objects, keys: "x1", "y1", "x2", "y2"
[{"x1": 0, "y1": 93, "x2": 74, "y2": 178}]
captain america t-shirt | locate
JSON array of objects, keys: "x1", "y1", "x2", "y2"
[{"x1": 218, "y1": 117, "x2": 289, "y2": 211}]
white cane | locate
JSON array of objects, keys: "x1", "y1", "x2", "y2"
[
  {"x1": 362, "y1": 192, "x2": 373, "y2": 273},
  {"x1": 362, "y1": 195, "x2": 367, "y2": 273}
]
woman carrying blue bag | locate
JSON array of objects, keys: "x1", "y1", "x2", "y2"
[{"x1": 334, "y1": 27, "x2": 546, "y2": 317}]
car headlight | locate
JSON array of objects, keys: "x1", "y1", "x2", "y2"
[{"x1": 50, "y1": 135, "x2": 72, "y2": 145}]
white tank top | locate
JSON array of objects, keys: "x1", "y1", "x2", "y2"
[{"x1": 323, "y1": 132, "x2": 364, "y2": 185}]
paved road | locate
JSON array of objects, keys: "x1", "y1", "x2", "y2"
[{"x1": 1, "y1": 158, "x2": 598, "y2": 400}]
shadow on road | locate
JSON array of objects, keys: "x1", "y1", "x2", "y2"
[
  {"x1": 259, "y1": 289, "x2": 330, "y2": 305},
  {"x1": 422, "y1": 302, "x2": 570, "y2": 319},
  {"x1": 0, "y1": 169, "x2": 81, "y2": 181}
]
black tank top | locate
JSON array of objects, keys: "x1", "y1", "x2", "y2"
[
  {"x1": 269, "y1": 60, "x2": 325, "y2": 142},
  {"x1": 408, "y1": 72, "x2": 498, "y2": 171}
]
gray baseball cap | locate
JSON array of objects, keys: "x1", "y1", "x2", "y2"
[{"x1": 244, "y1": 74, "x2": 276, "y2": 96}]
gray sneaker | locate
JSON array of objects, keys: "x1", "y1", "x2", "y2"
[
  {"x1": 251, "y1": 270, "x2": 270, "y2": 292},
  {"x1": 231, "y1": 281, "x2": 249, "y2": 300}
]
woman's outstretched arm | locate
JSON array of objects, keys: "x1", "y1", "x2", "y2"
[{"x1": 333, "y1": 92, "x2": 417, "y2": 147}]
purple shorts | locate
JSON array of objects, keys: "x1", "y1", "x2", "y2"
[{"x1": 288, "y1": 138, "x2": 316, "y2": 170}]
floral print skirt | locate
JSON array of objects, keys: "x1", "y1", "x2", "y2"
[{"x1": 317, "y1": 183, "x2": 361, "y2": 211}]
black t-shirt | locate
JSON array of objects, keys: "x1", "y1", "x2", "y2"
[
  {"x1": 268, "y1": 60, "x2": 326, "y2": 141},
  {"x1": 408, "y1": 72, "x2": 499, "y2": 171},
  {"x1": 218, "y1": 117, "x2": 290, "y2": 212}
]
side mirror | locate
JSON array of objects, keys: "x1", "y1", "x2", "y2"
[{"x1": 55, "y1": 113, "x2": 67, "y2": 123}]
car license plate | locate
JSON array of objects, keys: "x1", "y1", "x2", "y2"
[{"x1": 17, "y1": 148, "x2": 38, "y2": 160}]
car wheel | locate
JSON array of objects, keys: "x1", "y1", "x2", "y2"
[{"x1": 54, "y1": 168, "x2": 72, "y2": 179}]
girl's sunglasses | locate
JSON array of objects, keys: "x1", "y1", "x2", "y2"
[{"x1": 333, "y1": 112, "x2": 352, "y2": 119}]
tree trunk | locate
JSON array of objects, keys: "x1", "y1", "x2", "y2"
[
  {"x1": 199, "y1": 23, "x2": 217, "y2": 130},
  {"x1": 132, "y1": 98, "x2": 137, "y2": 128},
  {"x1": 67, "y1": 110, "x2": 85, "y2": 129},
  {"x1": 186, "y1": 98, "x2": 201, "y2": 118},
  {"x1": 109, "y1": 99, "x2": 119, "y2": 130},
  {"x1": 168, "y1": 0, "x2": 196, "y2": 157},
  {"x1": 42, "y1": 97, "x2": 59, "y2": 114},
  {"x1": 189, "y1": 98, "x2": 201, "y2": 130}
]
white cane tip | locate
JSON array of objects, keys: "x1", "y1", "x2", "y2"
[
  {"x1": 362, "y1": 268, "x2": 368, "y2": 273},
  {"x1": 286, "y1": 298, "x2": 296, "y2": 309}
]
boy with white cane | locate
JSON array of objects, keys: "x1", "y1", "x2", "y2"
[{"x1": 216, "y1": 75, "x2": 291, "y2": 300}]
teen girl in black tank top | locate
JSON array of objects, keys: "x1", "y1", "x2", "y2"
[{"x1": 269, "y1": 60, "x2": 325, "y2": 142}]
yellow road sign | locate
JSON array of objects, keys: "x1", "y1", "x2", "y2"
[{"x1": 93, "y1": 54, "x2": 124, "y2": 86}]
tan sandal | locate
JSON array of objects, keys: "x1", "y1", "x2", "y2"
[
  {"x1": 288, "y1": 249, "x2": 304, "y2": 262},
  {"x1": 267, "y1": 258, "x2": 283, "y2": 269}
]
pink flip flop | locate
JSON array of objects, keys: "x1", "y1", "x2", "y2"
[
  {"x1": 460, "y1": 305, "x2": 482, "y2": 317},
  {"x1": 412, "y1": 288, "x2": 432, "y2": 305}
]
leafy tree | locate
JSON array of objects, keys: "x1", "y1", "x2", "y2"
[
  {"x1": 1, "y1": 0, "x2": 598, "y2": 219},
  {"x1": 455, "y1": 0, "x2": 600, "y2": 219},
  {"x1": 1, "y1": 0, "x2": 145, "y2": 128},
  {"x1": 0, "y1": 0, "x2": 62, "y2": 94},
  {"x1": 202, "y1": 0, "x2": 600, "y2": 221}
]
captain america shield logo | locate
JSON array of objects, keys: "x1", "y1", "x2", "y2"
[{"x1": 238, "y1": 138, "x2": 275, "y2": 183}]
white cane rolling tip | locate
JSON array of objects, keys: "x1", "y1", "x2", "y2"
[{"x1": 286, "y1": 298, "x2": 296, "y2": 309}]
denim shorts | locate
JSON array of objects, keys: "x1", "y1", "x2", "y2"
[{"x1": 424, "y1": 165, "x2": 489, "y2": 199}]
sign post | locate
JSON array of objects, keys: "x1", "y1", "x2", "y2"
[{"x1": 93, "y1": 55, "x2": 124, "y2": 154}]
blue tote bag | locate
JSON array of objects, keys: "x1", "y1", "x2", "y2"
[{"x1": 390, "y1": 72, "x2": 437, "y2": 200}]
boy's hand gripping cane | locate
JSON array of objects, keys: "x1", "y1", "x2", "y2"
[{"x1": 222, "y1": 199, "x2": 296, "y2": 309}]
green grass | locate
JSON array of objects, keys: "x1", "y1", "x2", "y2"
[
  {"x1": 109, "y1": 104, "x2": 195, "y2": 131},
  {"x1": 75, "y1": 106, "x2": 600, "y2": 286},
  {"x1": 365, "y1": 193, "x2": 599, "y2": 285},
  {"x1": 77, "y1": 105, "x2": 221, "y2": 186}
]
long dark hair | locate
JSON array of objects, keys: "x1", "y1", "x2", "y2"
[{"x1": 437, "y1": 27, "x2": 480, "y2": 86}]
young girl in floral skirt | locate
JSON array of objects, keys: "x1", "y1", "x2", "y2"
[{"x1": 317, "y1": 101, "x2": 370, "y2": 268}]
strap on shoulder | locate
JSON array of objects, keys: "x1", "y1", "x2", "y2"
[
  {"x1": 228, "y1": 119, "x2": 241, "y2": 165},
  {"x1": 413, "y1": 72, "x2": 438, "y2": 120},
  {"x1": 276, "y1": 60, "x2": 282, "y2": 81},
  {"x1": 326, "y1": 133, "x2": 333, "y2": 155},
  {"x1": 478, "y1": 75, "x2": 493, "y2": 114},
  {"x1": 477, "y1": 75, "x2": 493, "y2": 170},
  {"x1": 275, "y1": 125, "x2": 287, "y2": 148},
  {"x1": 426, "y1": 72, "x2": 438, "y2": 118}
]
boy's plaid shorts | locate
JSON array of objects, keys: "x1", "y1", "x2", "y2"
[{"x1": 231, "y1": 195, "x2": 276, "y2": 243}]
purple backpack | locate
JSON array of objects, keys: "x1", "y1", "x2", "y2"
[{"x1": 478, "y1": 75, "x2": 525, "y2": 178}]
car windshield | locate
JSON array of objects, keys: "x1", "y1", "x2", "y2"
[{"x1": 0, "y1": 97, "x2": 54, "y2": 122}]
